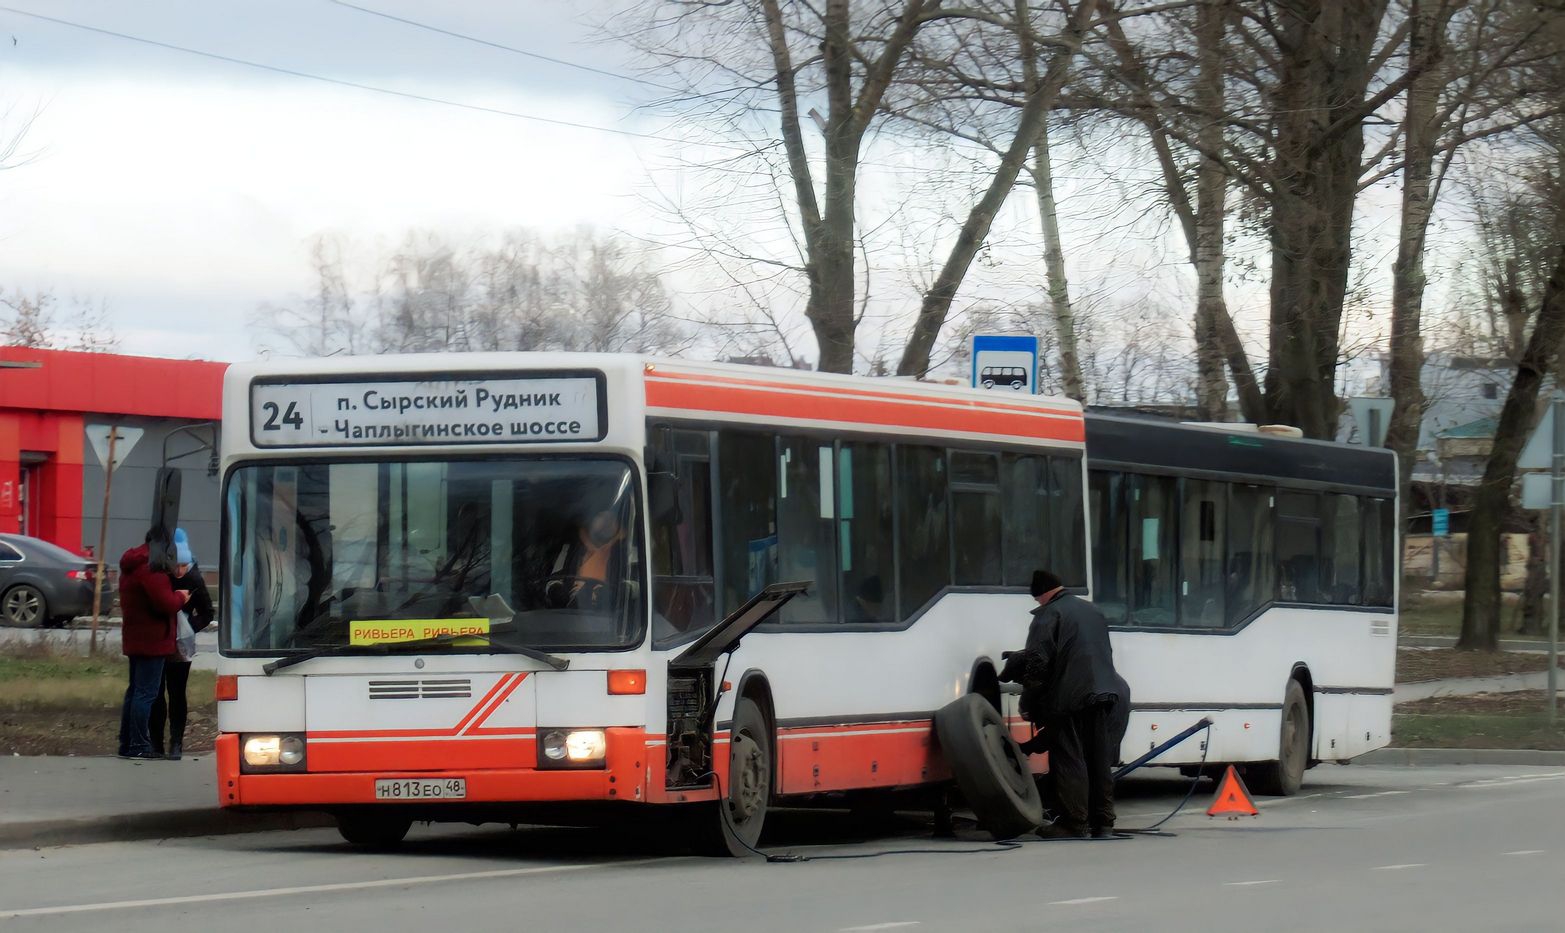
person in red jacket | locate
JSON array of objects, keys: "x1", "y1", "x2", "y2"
[{"x1": 116, "y1": 532, "x2": 189, "y2": 760}]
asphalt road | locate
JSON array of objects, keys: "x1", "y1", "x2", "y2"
[{"x1": 3, "y1": 764, "x2": 1563, "y2": 932}]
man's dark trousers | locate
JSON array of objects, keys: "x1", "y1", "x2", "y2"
[{"x1": 1044, "y1": 700, "x2": 1118, "y2": 832}]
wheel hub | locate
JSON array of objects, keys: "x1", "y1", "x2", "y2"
[{"x1": 730, "y1": 733, "x2": 766, "y2": 823}]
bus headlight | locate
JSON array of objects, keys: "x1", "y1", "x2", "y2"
[
  {"x1": 565, "y1": 730, "x2": 607, "y2": 762},
  {"x1": 241, "y1": 733, "x2": 307, "y2": 773},
  {"x1": 538, "y1": 729, "x2": 607, "y2": 769}
]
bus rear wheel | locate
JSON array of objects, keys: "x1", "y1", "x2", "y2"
[
  {"x1": 1250, "y1": 680, "x2": 1310, "y2": 797},
  {"x1": 692, "y1": 696, "x2": 771, "y2": 857},
  {"x1": 336, "y1": 812, "x2": 412, "y2": 849}
]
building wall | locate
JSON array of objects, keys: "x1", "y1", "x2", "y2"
[
  {"x1": 0, "y1": 347, "x2": 226, "y2": 562},
  {"x1": 79, "y1": 418, "x2": 221, "y2": 569}
]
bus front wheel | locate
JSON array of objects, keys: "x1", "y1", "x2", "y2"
[
  {"x1": 1250, "y1": 680, "x2": 1310, "y2": 797},
  {"x1": 692, "y1": 696, "x2": 771, "y2": 857},
  {"x1": 336, "y1": 812, "x2": 412, "y2": 849}
]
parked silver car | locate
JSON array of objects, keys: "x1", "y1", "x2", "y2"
[{"x1": 0, "y1": 534, "x2": 96, "y2": 628}]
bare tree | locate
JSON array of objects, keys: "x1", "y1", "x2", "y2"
[
  {"x1": 254, "y1": 228, "x2": 689, "y2": 358},
  {"x1": 0, "y1": 288, "x2": 53, "y2": 347}
]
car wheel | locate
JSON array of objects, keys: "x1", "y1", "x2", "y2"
[
  {"x1": 981, "y1": 379, "x2": 995, "y2": 389},
  {"x1": 2, "y1": 585, "x2": 45, "y2": 627}
]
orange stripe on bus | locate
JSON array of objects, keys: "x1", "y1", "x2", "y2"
[
  {"x1": 647, "y1": 379, "x2": 1085, "y2": 442},
  {"x1": 463, "y1": 673, "x2": 528, "y2": 736},
  {"x1": 648, "y1": 369, "x2": 1081, "y2": 419}
]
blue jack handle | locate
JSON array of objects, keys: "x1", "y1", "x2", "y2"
[{"x1": 1114, "y1": 717, "x2": 1213, "y2": 782}]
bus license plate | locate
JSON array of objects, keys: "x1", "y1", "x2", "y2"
[{"x1": 374, "y1": 778, "x2": 466, "y2": 800}]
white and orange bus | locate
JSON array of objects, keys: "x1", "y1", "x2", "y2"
[{"x1": 214, "y1": 354, "x2": 1395, "y2": 852}]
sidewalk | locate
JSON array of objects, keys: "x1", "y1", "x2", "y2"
[
  {"x1": 0, "y1": 756, "x2": 328, "y2": 848},
  {"x1": 1394, "y1": 670, "x2": 1556, "y2": 703},
  {"x1": 1400, "y1": 634, "x2": 1551, "y2": 652}
]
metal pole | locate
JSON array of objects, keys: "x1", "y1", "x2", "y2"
[
  {"x1": 89, "y1": 427, "x2": 118, "y2": 655},
  {"x1": 1550, "y1": 397, "x2": 1563, "y2": 724}
]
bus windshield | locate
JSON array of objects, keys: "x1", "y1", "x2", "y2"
[{"x1": 223, "y1": 457, "x2": 643, "y2": 653}]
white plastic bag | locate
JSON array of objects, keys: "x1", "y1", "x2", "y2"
[{"x1": 175, "y1": 610, "x2": 197, "y2": 661}]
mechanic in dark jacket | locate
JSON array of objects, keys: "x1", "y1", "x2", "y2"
[
  {"x1": 1000, "y1": 569, "x2": 1126, "y2": 839},
  {"x1": 151, "y1": 529, "x2": 214, "y2": 760},
  {"x1": 117, "y1": 531, "x2": 190, "y2": 760}
]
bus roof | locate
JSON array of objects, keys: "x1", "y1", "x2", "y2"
[{"x1": 1085, "y1": 412, "x2": 1397, "y2": 495}]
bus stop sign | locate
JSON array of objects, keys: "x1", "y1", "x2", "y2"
[{"x1": 971, "y1": 335, "x2": 1039, "y2": 394}]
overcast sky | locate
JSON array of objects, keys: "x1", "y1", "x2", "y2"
[{"x1": 0, "y1": 0, "x2": 683, "y2": 359}]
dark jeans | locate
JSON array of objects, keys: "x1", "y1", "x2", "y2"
[
  {"x1": 150, "y1": 660, "x2": 192, "y2": 754},
  {"x1": 117, "y1": 656, "x2": 166, "y2": 757},
  {"x1": 1044, "y1": 701, "x2": 1118, "y2": 832}
]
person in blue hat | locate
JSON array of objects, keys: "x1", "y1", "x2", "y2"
[{"x1": 150, "y1": 528, "x2": 215, "y2": 760}]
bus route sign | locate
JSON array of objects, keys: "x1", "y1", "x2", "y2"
[{"x1": 250, "y1": 373, "x2": 604, "y2": 447}]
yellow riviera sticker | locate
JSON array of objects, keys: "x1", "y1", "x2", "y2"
[{"x1": 349, "y1": 618, "x2": 491, "y2": 646}]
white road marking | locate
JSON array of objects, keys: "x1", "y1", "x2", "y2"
[
  {"x1": 1505, "y1": 850, "x2": 1546, "y2": 856},
  {"x1": 839, "y1": 924, "x2": 921, "y2": 932},
  {"x1": 1224, "y1": 880, "x2": 1281, "y2": 887},
  {"x1": 1371, "y1": 863, "x2": 1427, "y2": 871},
  {"x1": 1344, "y1": 791, "x2": 1411, "y2": 799},
  {"x1": 1048, "y1": 896, "x2": 1119, "y2": 906},
  {"x1": 0, "y1": 860, "x2": 666, "y2": 919}
]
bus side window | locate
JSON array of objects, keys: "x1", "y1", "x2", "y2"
[
  {"x1": 1276, "y1": 492, "x2": 1323, "y2": 603},
  {"x1": 1324, "y1": 494, "x2": 1362, "y2": 605},
  {"x1": 1226, "y1": 484, "x2": 1275, "y2": 627},
  {"x1": 777, "y1": 437, "x2": 838, "y2": 623},
  {"x1": 1179, "y1": 479, "x2": 1226, "y2": 628},
  {"x1": 1129, "y1": 474, "x2": 1178, "y2": 628},
  {"x1": 1361, "y1": 497, "x2": 1395, "y2": 607},
  {"x1": 840, "y1": 441, "x2": 895, "y2": 623},
  {"x1": 1089, "y1": 470, "x2": 1128, "y2": 625},
  {"x1": 717, "y1": 431, "x2": 777, "y2": 618},
  {"x1": 896, "y1": 445, "x2": 951, "y2": 619},
  {"x1": 649, "y1": 428, "x2": 715, "y2": 645},
  {"x1": 1047, "y1": 457, "x2": 1087, "y2": 587},
  {"x1": 1001, "y1": 454, "x2": 1048, "y2": 588},
  {"x1": 951, "y1": 451, "x2": 1002, "y2": 586}
]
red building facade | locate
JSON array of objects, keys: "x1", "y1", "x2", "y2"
[{"x1": 0, "y1": 347, "x2": 227, "y2": 553}]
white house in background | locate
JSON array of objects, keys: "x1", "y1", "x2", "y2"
[{"x1": 1369, "y1": 351, "x2": 1512, "y2": 484}]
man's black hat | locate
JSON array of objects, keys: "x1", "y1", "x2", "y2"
[{"x1": 1030, "y1": 569, "x2": 1064, "y2": 597}]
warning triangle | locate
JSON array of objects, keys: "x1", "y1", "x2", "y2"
[{"x1": 1206, "y1": 765, "x2": 1260, "y2": 818}]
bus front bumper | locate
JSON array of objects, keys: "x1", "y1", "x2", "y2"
[{"x1": 215, "y1": 731, "x2": 650, "y2": 808}]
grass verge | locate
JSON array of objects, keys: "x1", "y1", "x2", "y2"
[
  {"x1": 0, "y1": 640, "x2": 215, "y2": 756},
  {"x1": 1396, "y1": 648, "x2": 1561, "y2": 684},
  {"x1": 1393, "y1": 691, "x2": 1565, "y2": 750}
]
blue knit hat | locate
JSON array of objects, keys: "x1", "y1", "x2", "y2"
[{"x1": 174, "y1": 528, "x2": 193, "y2": 565}]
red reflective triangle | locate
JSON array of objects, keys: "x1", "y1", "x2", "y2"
[{"x1": 1207, "y1": 765, "x2": 1260, "y2": 817}]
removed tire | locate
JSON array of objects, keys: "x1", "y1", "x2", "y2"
[
  {"x1": 1249, "y1": 680, "x2": 1310, "y2": 797},
  {"x1": 336, "y1": 812, "x2": 412, "y2": 849},
  {"x1": 935, "y1": 694, "x2": 1043, "y2": 839},
  {"x1": 692, "y1": 696, "x2": 771, "y2": 857}
]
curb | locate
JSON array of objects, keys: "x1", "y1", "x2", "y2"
[
  {"x1": 1399, "y1": 635, "x2": 1552, "y2": 652},
  {"x1": 1356, "y1": 747, "x2": 1565, "y2": 767},
  {"x1": 0, "y1": 809, "x2": 334, "y2": 850}
]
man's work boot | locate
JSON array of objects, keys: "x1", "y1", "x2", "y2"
[
  {"x1": 1091, "y1": 826, "x2": 1116, "y2": 839},
  {"x1": 1034, "y1": 821, "x2": 1087, "y2": 840}
]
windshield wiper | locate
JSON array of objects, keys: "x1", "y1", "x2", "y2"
[
  {"x1": 384, "y1": 630, "x2": 569, "y2": 671},
  {"x1": 263, "y1": 641, "x2": 389, "y2": 675}
]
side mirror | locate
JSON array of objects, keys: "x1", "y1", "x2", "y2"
[
  {"x1": 149, "y1": 467, "x2": 182, "y2": 571},
  {"x1": 646, "y1": 449, "x2": 682, "y2": 526}
]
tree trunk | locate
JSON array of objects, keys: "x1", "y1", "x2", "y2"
[
  {"x1": 1385, "y1": 0, "x2": 1449, "y2": 524},
  {"x1": 1028, "y1": 112, "x2": 1083, "y2": 399},
  {"x1": 898, "y1": 0, "x2": 1100, "y2": 377},
  {"x1": 1519, "y1": 513, "x2": 1548, "y2": 636},
  {"x1": 1192, "y1": 0, "x2": 1229, "y2": 420},
  {"x1": 1460, "y1": 248, "x2": 1565, "y2": 650},
  {"x1": 1262, "y1": 0, "x2": 1390, "y2": 439}
]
